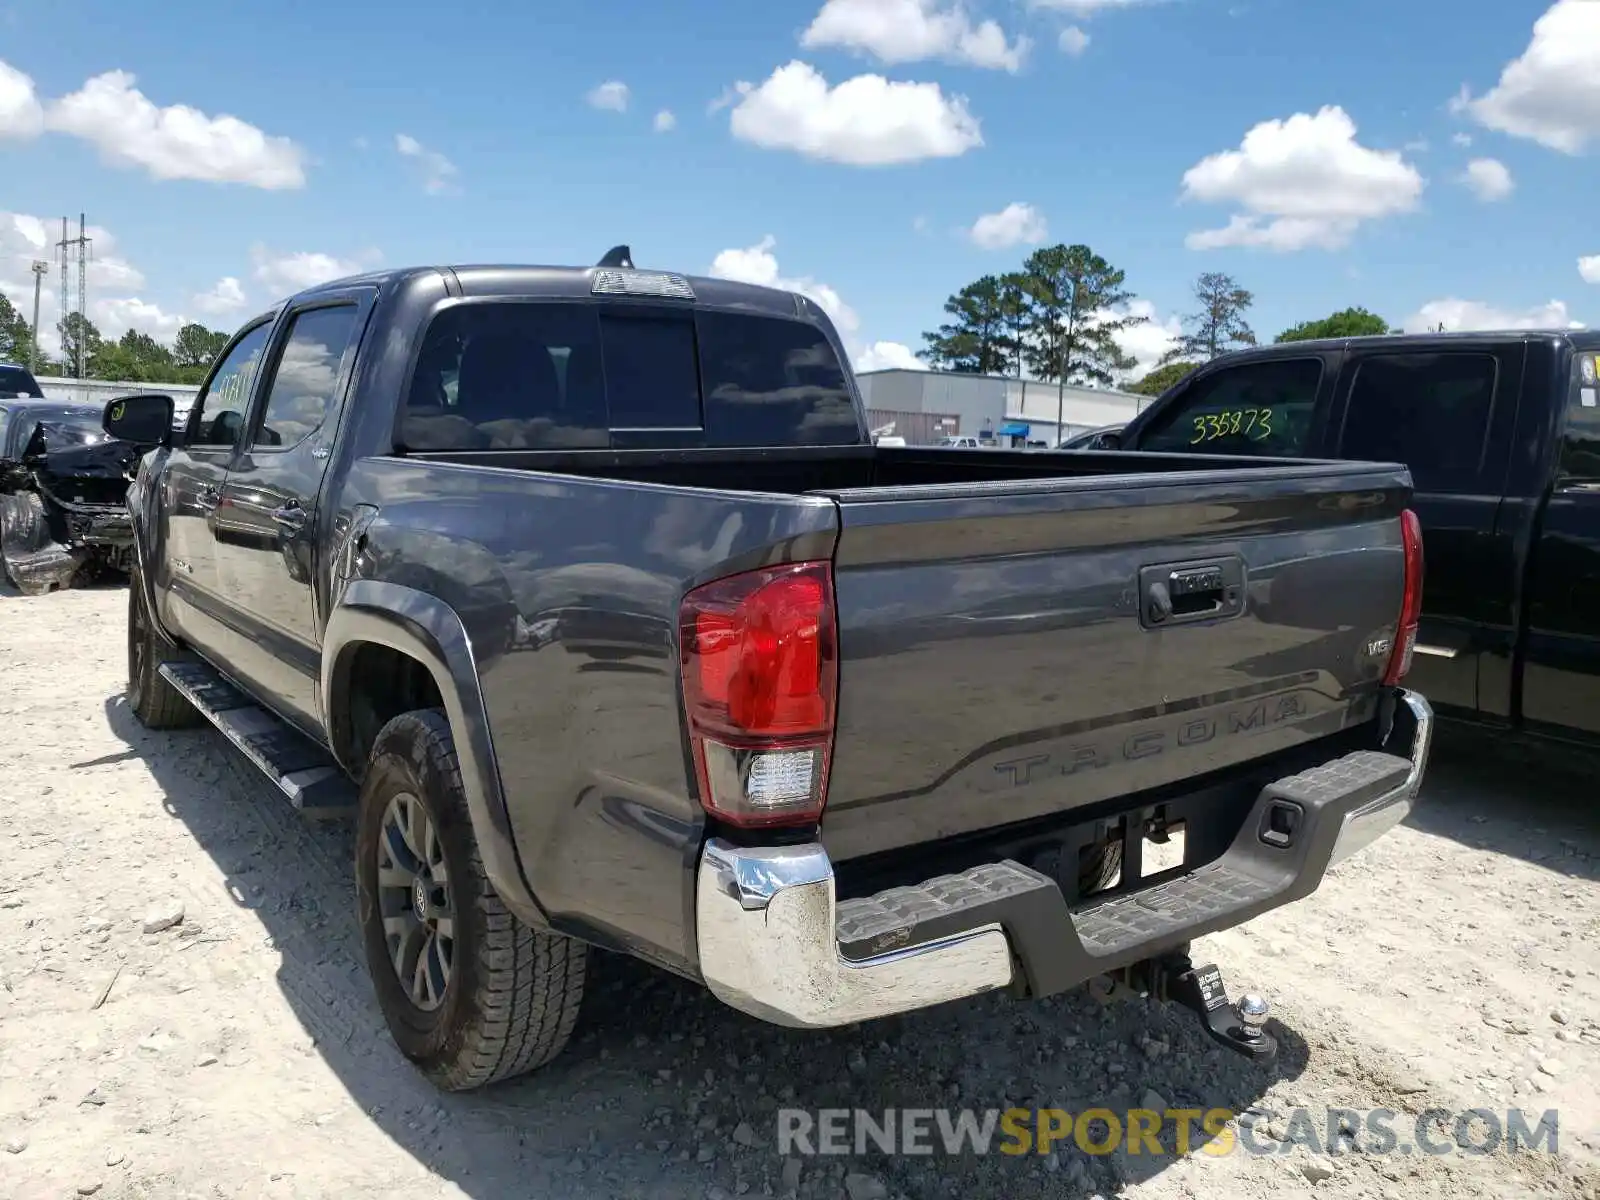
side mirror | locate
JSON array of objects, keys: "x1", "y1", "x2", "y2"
[
  {"x1": 103, "y1": 393, "x2": 175, "y2": 445},
  {"x1": 1094, "y1": 431, "x2": 1123, "y2": 450}
]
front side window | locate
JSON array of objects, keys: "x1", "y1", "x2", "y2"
[
  {"x1": 1338, "y1": 352, "x2": 1497, "y2": 493},
  {"x1": 1135, "y1": 358, "x2": 1325, "y2": 457},
  {"x1": 189, "y1": 322, "x2": 273, "y2": 448},
  {"x1": 254, "y1": 306, "x2": 359, "y2": 449}
]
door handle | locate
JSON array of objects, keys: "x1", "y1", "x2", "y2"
[
  {"x1": 271, "y1": 504, "x2": 308, "y2": 533},
  {"x1": 196, "y1": 484, "x2": 221, "y2": 511}
]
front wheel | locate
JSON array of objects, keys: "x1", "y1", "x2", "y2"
[
  {"x1": 126, "y1": 562, "x2": 200, "y2": 728},
  {"x1": 355, "y1": 709, "x2": 587, "y2": 1091}
]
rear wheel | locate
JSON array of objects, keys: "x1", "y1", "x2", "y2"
[
  {"x1": 355, "y1": 709, "x2": 587, "y2": 1091},
  {"x1": 126, "y1": 562, "x2": 200, "y2": 729}
]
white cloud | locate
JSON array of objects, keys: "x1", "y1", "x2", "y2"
[
  {"x1": 1101, "y1": 299, "x2": 1181, "y2": 377},
  {"x1": 94, "y1": 296, "x2": 185, "y2": 341},
  {"x1": 1059, "y1": 26, "x2": 1090, "y2": 55},
  {"x1": 1459, "y1": 157, "x2": 1513, "y2": 201},
  {"x1": 395, "y1": 133, "x2": 459, "y2": 194},
  {"x1": 1029, "y1": 0, "x2": 1154, "y2": 11},
  {"x1": 800, "y1": 0, "x2": 1029, "y2": 72},
  {"x1": 1453, "y1": 0, "x2": 1600, "y2": 154},
  {"x1": 0, "y1": 209, "x2": 143, "y2": 299},
  {"x1": 968, "y1": 201, "x2": 1048, "y2": 250},
  {"x1": 1578, "y1": 255, "x2": 1600, "y2": 284},
  {"x1": 1452, "y1": 131, "x2": 1474, "y2": 148},
  {"x1": 709, "y1": 234, "x2": 859, "y2": 336},
  {"x1": 193, "y1": 276, "x2": 248, "y2": 317},
  {"x1": 251, "y1": 246, "x2": 375, "y2": 296},
  {"x1": 90, "y1": 256, "x2": 146, "y2": 292},
  {"x1": 587, "y1": 81, "x2": 630, "y2": 112},
  {"x1": 1402, "y1": 297, "x2": 1583, "y2": 333},
  {"x1": 856, "y1": 341, "x2": 923, "y2": 371},
  {"x1": 726, "y1": 61, "x2": 982, "y2": 166},
  {"x1": 653, "y1": 109, "x2": 677, "y2": 132},
  {"x1": 44, "y1": 69, "x2": 305, "y2": 188},
  {"x1": 0, "y1": 59, "x2": 43, "y2": 138},
  {"x1": 1181, "y1": 105, "x2": 1424, "y2": 251}
]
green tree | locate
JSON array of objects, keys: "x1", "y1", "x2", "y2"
[
  {"x1": 91, "y1": 329, "x2": 180, "y2": 382},
  {"x1": 1168, "y1": 272, "x2": 1256, "y2": 362},
  {"x1": 173, "y1": 322, "x2": 230, "y2": 371},
  {"x1": 996, "y1": 272, "x2": 1033, "y2": 378},
  {"x1": 1018, "y1": 244, "x2": 1138, "y2": 385},
  {"x1": 1017, "y1": 244, "x2": 1137, "y2": 433},
  {"x1": 921, "y1": 276, "x2": 1010, "y2": 374},
  {"x1": 0, "y1": 291, "x2": 35, "y2": 365},
  {"x1": 1128, "y1": 360, "x2": 1200, "y2": 397},
  {"x1": 1275, "y1": 307, "x2": 1395, "y2": 343},
  {"x1": 57, "y1": 312, "x2": 103, "y2": 378}
]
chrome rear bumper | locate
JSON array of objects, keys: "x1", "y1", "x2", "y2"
[{"x1": 695, "y1": 688, "x2": 1433, "y2": 1030}]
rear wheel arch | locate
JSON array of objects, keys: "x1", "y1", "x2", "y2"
[{"x1": 322, "y1": 581, "x2": 550, "y2": 929}]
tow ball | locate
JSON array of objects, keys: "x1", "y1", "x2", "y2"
[{"x1": 1089, "y1": 951, "x2": 1278, "y2": 1065}]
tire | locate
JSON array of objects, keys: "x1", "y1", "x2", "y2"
[
  {"x1": 126, "y1": 561, "x2": 201, "y2": 729},
  {"x1": 355, "y1": 708, "x2": 587, "y2": 1092},
  {"x1": 1080, "y1": 840, "x2": 1123, "y2": 893}
]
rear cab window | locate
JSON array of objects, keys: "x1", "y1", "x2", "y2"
[
  {"x1": 399, "y1": 301, "x2": 861, "y2": 451},
  {"x1": 1131, "y1": 357, "x2": 1325, "y2": 456}
]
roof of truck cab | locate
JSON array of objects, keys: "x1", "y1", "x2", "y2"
[
  {"x1": 283, "y1": 264, "x2": 822, "y2": 323},
  {"x1": 1206, "y1": 328, "x2": 1600, "y2": 361}
]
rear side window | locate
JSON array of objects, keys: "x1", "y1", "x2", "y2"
[
  {"x1": 1337, "y1": 352, "x2": 1497, "y2": 493},
  {"x1": 400, "y1": 301, "x2": 860, "y2": 450},
  {"x1": 1134, "y1": 358, "x2": 1324, "y2": 457}
]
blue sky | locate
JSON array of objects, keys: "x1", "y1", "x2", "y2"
[{"x1": 3, "y1": 0, "x2": 1599, "y2": 379}]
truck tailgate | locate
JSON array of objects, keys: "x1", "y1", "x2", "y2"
[{"x1": 815, "y1": 462, "x2": 1412, "y2": 862}]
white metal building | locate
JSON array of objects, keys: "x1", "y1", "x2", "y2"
[{"x1": 856, "y1": 367, "x2": 1153, "y2": 446}]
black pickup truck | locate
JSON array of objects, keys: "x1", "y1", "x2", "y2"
[
  {"x1": 1109, "y1": 330, "x2": 1600, "y2": 753},
  {"x1": 104, "y1": 252, "x2": 1433, "y2": 1092}
]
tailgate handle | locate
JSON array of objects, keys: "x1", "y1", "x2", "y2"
[{"x1": 1140, "y1": 559, "x2": 1245, "y2": 628}]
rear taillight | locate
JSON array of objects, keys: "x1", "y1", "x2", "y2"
[
  {"x1": 1382, "y1": 508, "x2": 1424, "y2": 685},
  {"x1": 679, "y1": 561, "x2": 838, "y2": 829}
]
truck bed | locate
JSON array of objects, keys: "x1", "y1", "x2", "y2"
[{"x1": 345, "y1": 444, "x2": 1410, "y2": 969}]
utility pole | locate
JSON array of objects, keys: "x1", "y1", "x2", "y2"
[
  {"x1": 29, "y1": 260, "x2": 48, "y2": 374},
  {"x1": 54, "y1": 213, "x2": 93, "y2": 380}
]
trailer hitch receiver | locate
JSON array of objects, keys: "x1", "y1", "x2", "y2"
[{"x1": 1092, "y1": 951, "x2": 1279, "y2": 1065}]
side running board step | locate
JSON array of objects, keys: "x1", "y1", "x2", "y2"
[{"x1": 158, "y1": 661, "x2": 357, "y2": 819}]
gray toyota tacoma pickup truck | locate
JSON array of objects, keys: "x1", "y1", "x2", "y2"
[{"x1": 104, "y1": 248, "x2": 1434, "y2": 1092}]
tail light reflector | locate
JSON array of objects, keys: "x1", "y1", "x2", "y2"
[
  {"x1": 1382, "y1": 508, "x2": 1424, "y2": 686},
  {"x1": 679, "y1": 561, "x2": 838, "y2": 829}
]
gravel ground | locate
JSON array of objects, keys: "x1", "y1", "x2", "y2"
[{"x1": 0, "y1": 582, "x2": 1597, "y2": 1200}]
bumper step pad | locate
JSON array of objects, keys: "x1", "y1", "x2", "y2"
[
  {"x1": 836, "y1": 862, "x2": 1057, "y2": 962},
  {"x1": 158, "y1": 661, "x2": 356, "y2": 818},
  {"x1": 831, "y1": 746, "x2": 1416, "y2": 983}
]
